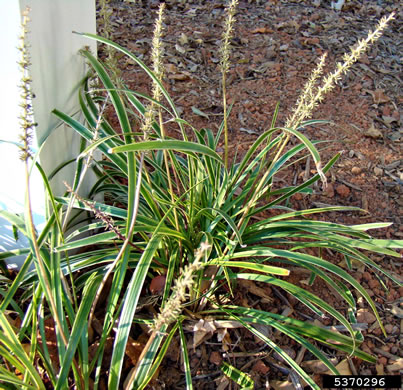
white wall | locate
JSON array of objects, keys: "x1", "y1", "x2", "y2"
[
  {"x1": 20, "y1": 0, "x2": 97, "y2": 196},
  {"x1": 0, "y1": 0, "x2": 97, "y2": 268}
]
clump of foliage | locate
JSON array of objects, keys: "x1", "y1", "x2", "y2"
[{"x1": 0, "y1": 2, "x2": 401, "y2": 390}]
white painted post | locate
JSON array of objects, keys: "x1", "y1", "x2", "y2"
[{"x1": 0, "y1": 0, "x2": 97, "y2": 269}]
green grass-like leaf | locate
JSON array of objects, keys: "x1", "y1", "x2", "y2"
[
  {"x1": 110, "y1": 139, "x2": 223, "y2": 162},
  {"x1": 220, "y1": 361, "x2": 254, "y2": 389}
]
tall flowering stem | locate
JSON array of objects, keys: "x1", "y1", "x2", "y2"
[
  {"x1": 147, "y1": 4, "x2": 180, "y2": 232},
  {"x1": 18, "y1": 9, "x2": 36, "y2": 162},
  {"x1": 99, "y1": 0, "x2": 121, "y2": 83},
  {"x1": 151, "y1": 243, "x2": 210, "y2": 332},
  {"x1": 62, "y1": 96, "x2": 109, "y2": 231},
  {"x1": 17, "y1": 8, "x2": 84, "y2": 386},
  {"x1": 64, "y1": 182, "x2": 144, "y2": 252},
  {"x1": 285, "y1": 53, "x2": 327, "y2": 130},
  {"x1": 220, "y1": 0, "x2": 238, "y2": 170},
  {"x1": 140, "y1": 3, "x2": 165, "y2": 140},
  {"x1": 282, "y1": 12, "x2": 394, "y2": 185},
  {"x1": 287, "y1": 13, "x2": 395, "y2": 131},
  {"x1": 151, "y1": 3, "x2": 165, "y2": 105}
]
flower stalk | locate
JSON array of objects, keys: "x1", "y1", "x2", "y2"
[
  {"x1": 287, "y1": 13, "x2": 394, "y2": 130},
  {"x1": 220, "y1": 0, "x2": 238, "y2": 170},
  {"x1": 64, "y1": 182, "x2": 144, "y2": 251},
  {"x1": 17, "y1": 8, "x2": 84, "y2": 387},
  {"x1": 62, "y1": 96, "x2": 108, "y2": 231},
  {"x1": 151, "y1": 243, "x2": 210, "y2": 332},
  {"x1": 99, "y1": 0, "x2": 121, "y2": 83},
  {"x1": 149, "y1": 4, "x2": 180, "y2": 232},
  {"x1": 18, "y1": 9, "x2": 36, "y2": 162}
]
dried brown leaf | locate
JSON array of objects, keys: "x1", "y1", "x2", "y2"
[
  {"x1": 386, "y1": 358, "x2": 403, "y2": 372},
  {"x1": 168, "y1": 72, "x2": 191, "y2": 81},
  {"x1": 366, "y1": 89, "x2": 390, "y2": 104},
  {"x1": 364, "y1": 125, "x2": 383, "y2": 139},
  {"x1": 270, "y1": 380, "x2": 295, "y2": 390},
  {"x1": 175, "y1": 44, "x2": 186, "y2": 55},
  {"x1": 251, "y1": 27, "x2": 273, "y2": 34},
  {"x1": 193, "y1": 319, "x2": 216, "y2": 348},
  {"x1": 324, "y1": 359, "x2": 352, "y2": 375},
  {"x1": 390, "y1": 304, "x2": 403, "y2": 319},
  {"x1": 238, "y1": 279, "x2": 273, "y2": 302},
  {"x1": 301, "y1": 358, "x2": 338, "y2": 373},
  {"x1": 178, "y1": 32, "x2": 189, "y2": 46},
  {"x1": 382, "y1": 115, "x2": 397, "y2": 125},
  {"x1": 125, "y1": 336, "x2": 144, "y2": 365}
]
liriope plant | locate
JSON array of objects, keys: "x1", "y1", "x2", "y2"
[{"x1": 0, "y1": 3, "x2": 401, "y2": 390}]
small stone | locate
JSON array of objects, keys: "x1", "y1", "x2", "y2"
[
  {"x1": 308, "y1": 37, "x2": 320, "y2": 45},
  {"x1": 384, "y1": 324, "x2": 394, "y2": 334},
  {"x1": 378, "y1": 357, "x2": 387, "y2": 365},
  {"x1": 391, "y1": 326, "x2": 399, "y2": 334},
  {"x1": 169, "y1": 72, "x2": 191, "y2": 81},
  {"x1": 310, "y1": 13, "x2": 321, "y2": 21},
  {"x1": 351, "y1": 167, "x2": 362, "y2": 175},
  {"x1": 361, "y1": 342, "x2": 372, "y2": 354},
  {"x1": 381, "y1": 345, "x2": 391, "y2": 352},
  {"x1": 374, "y1": 167, "x2": 383, "y2": 176},
  {"x1": 270, "y1": 380, "x2": 295, "y2": 390},
  {"x1": 287, "y1": 293, "x2": 298, "y2": 306},
  {"x1": 293, "y1": 193, "x2": 303, "y2": 201},
  {"x1": 392, "y1": 110, "x2": 400, "y2": 121},
  {"x1": 209, "y1": 351, "x2": 222, "y2": 366},
  {"x1": 372, "y1": 327, "x2": 383, "y2": 336},
  {"x1": 382, "y1": 106, "x2": 391, "y2": 116},
  {"x1": 149, "y1": 275, "x2": 166, "y2": 295},
  {"x1": 386, "y1": 291, "x2": 395, "y2": 302},
  {"x1": 362, "y1": 272, "x2": 371, "y2": 282},
  {"x1": 390, "y1": 346, "x2": 398, "y2": 354},
  {"x1": 357, "y1": 309, "x2": 377, "y2": 324},
  {"x1": 190, "y1": 357, "x2": 199, "y2": 369},
  {"x1": 359, "y1": 54, "x2": 370, "y2": 65},
  {"x1": 252, "y1": 360, "x2": 270, "y2": 375},
  {"x1": 336, "y1": 184, "x2": 350, "y2": 198},
  {"x1": 325, "y1": 183, "x2": 335, "y2": 198},
  {"x1": 368, "y1": 279, "x2": 380, "y2": 289},
  {"x1": 302, "y1": 359, "x2": 338, "y2": 373},
  {"x1": 356, "y1": 151, "x2": 365, "y2": 160}
]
